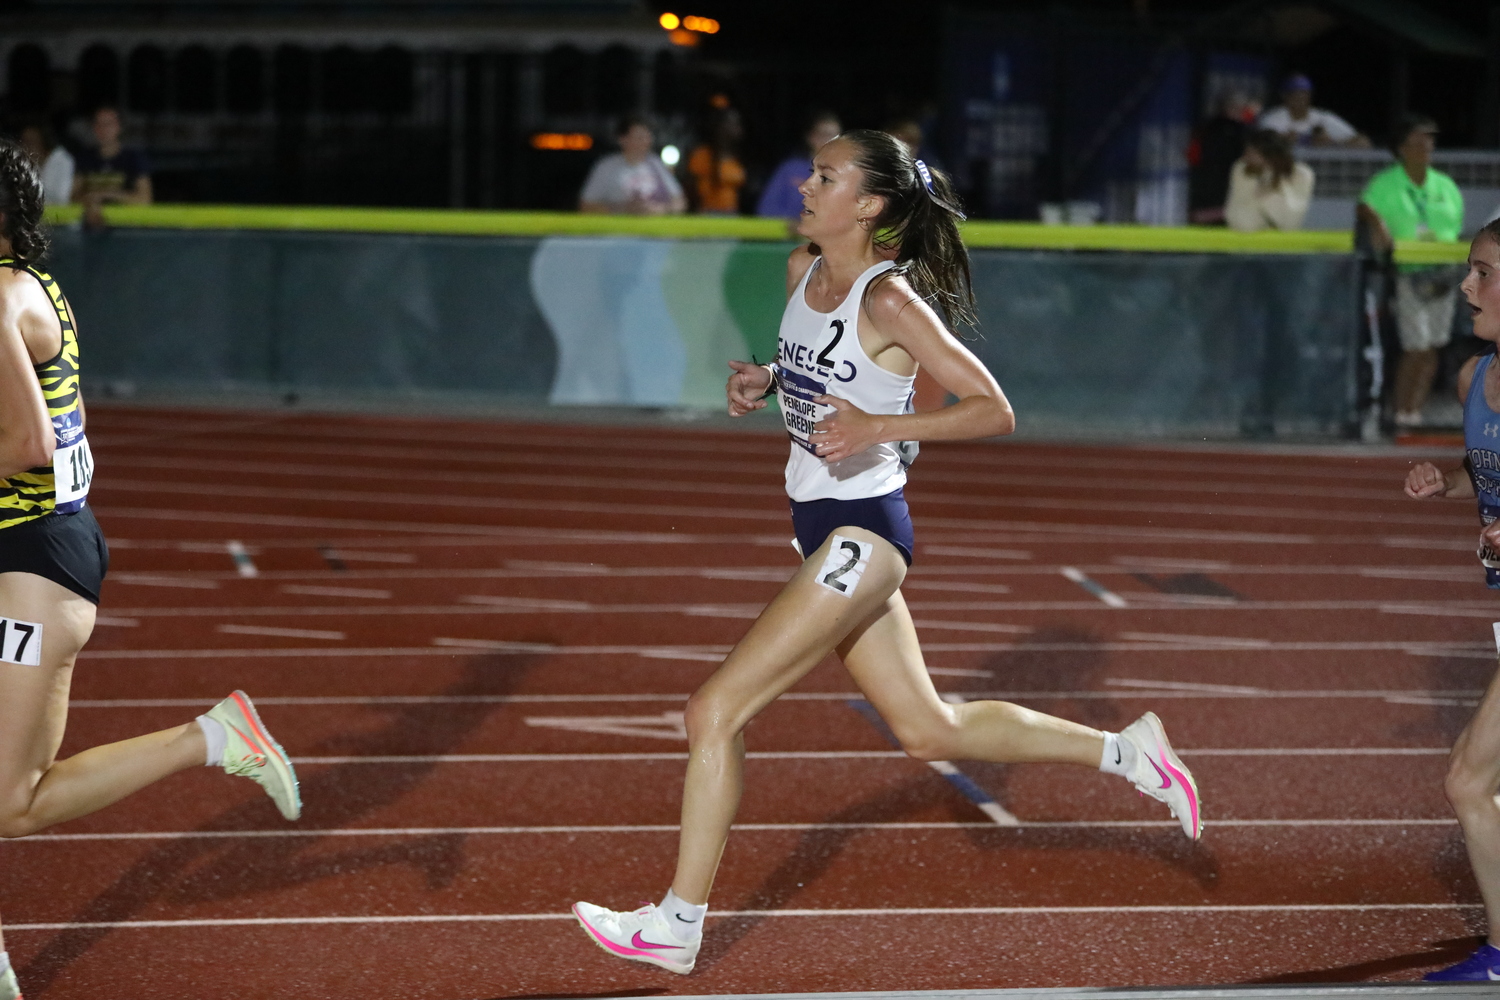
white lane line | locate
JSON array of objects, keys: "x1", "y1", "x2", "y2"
[
  {"x1": 282, "y1": 747, "x2": 1448, "y2": 764},
  {"x1": 3, "y1": 902, "x2": 1481, "y2": 932},
  {"x1": 280, "y1": 585, "x2": 394, "y2": 599},
  {"x1": 524, "y1": 711, "x2": 686, "y2": 741},
  {"x1": 95, "y1": 452, "x2": 1441, "y2": 506},
  {"x1": 927, "y1": 667, "x2": 995, "y2": 678},
  {"x1": 912, "y1": 620, "x2": 1031, "y2": 634},
  {"x1": 215, "y1": 624, "x2": 346, "y2": 641},
  {"x1": 1059, "y1": 567, "x2": 1128, "y2": 608},
  {"x1": 109, "y1": 573, "x2": 220, "y2": 590},
  {"x1": 226, "y1": 540, "x2": 258, "y2": 578},
  {"x1": 86, "y1": 598, "x2": 1500, "y2": 618},
  {"x1": 1112, "y1": 556, "x2": 1232, "y2": 571},
  {"x1": 60, "y1": 688, "x2": 1486, "y2": 708},
  {"x1": 73, "y1": 641, "x2": 1496, "y2": 660},
  {"x1": 1117, "y1": 632, "x2": 1270, "y2": 649},
  {"x1": 93, "y1": 617, "x2": 139, "y2": 627},
  {"x1": 18, "y1": 817, "x2": 1462, "y2": 842},
  {"x1": 92, "y1": 474, "x2": 1474, "y2": 530},
  {"x1": 1107, "y1": 679, "x2": 1271, "y2": 695},
  {"x1": 1382, "y1": 604, "x2": 1500, "y2": 619}
]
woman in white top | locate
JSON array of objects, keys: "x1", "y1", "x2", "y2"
[
  {"x1": 578, "y1": 116, "x2": 685, "y2": 215},
  {"x1": 571, "y1": 130, "x2": 1203, "y2": 976},
  {"x1": 1225, "y1": 129, "x2": 1315, "y2": 232}
]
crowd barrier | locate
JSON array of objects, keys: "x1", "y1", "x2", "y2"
[{"x1": 41, "y1": 204, "x2": 1454, "y2": 437}]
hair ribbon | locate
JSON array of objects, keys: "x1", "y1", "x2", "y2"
[{"x1": 913, "y1": 158, "x2": 966, "y2": 221}]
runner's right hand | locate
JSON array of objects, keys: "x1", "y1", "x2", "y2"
[
  {"x1": 1404, "y1": 462, "x2": 1449, "y2": 499},
  {"x1": 726, "y1": 359, "x2": 774, "y2": 416}
]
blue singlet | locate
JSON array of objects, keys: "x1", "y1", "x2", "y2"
[{"x1": 1462, "y1": 350, "x2": 1500, "y2": 588}]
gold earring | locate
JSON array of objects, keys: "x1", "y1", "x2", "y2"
[{"x1": 857, "y1": 217, "x2": 869, "y2": 229}]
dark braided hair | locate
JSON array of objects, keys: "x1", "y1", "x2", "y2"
[
  {"x1": 0, "y1": 137, "x2": 49, "y2": 264},
  {"x1": 832, "y1": 128, "x2": 975, "y2": 330}
]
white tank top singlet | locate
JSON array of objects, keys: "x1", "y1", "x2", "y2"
[{"x1": 774, "y1": 257, "x2": 916, "y2": 502}]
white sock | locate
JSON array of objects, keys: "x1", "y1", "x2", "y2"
[
  {"x1": 658, "y1": 889, "x2": 707, "y2": 940},
  {"x1": 1099, "y1": 732, "x2": 1137, "y2": 777},
  {"x1": 196, "y1": 715, "x2": 227, "y2": 767}
]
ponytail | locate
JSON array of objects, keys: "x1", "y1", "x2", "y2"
[
  {"x1": 837, "y1": 128, "x2": 976, "y2": 331},
  {"x1": 0, "y1": 138, "x2": 49, "y2": 264}
]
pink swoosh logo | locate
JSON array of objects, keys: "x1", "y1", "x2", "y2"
[
  {"x1": 1149, "y1": 758, "x2": 1172, "y2": 790},
  {"x1": 630, "y1": 931, "x2": 683, "y2": 951}
]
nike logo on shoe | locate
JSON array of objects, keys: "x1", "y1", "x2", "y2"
[
  {"x1": 1149, "y1": 758, "x2": 1172, "y2": 790},
  {"x1": 630, "y1": 931, "x2": 683, "y2": 951},
  {"x1": 1487, "y1": 968, "x2": 1500, "y2": 980}
]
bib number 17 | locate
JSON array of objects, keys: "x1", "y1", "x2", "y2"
[{"x1": 0, "y1": 618, "x2": 44, "y2": 666}]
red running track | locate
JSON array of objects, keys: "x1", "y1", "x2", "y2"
[{"x1": 2, "y1": 405, "x2": 1495, "y2": 998}]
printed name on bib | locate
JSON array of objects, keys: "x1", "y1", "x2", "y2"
[
  {"x1": 776, "y1": 365, "x2": 832, "y2": 455},
  {"x1": 0, "y1": 617, "x2": 44, "y2": 666},
  {"x1": 816, "y1": 535, "x2": 871, "y2": 598},
  {"x1": 1479, "y1": 502, "x2": 1500, "y2": 589}
]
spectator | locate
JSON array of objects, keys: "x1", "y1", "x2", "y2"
[
  {"x1": 578, "y1": 116, "x2": 686, "y2": 215},
  {"x1": 687, "y1": 107, "x2": 745, "y2": 215},
  {"x1": 17, "y1": 121, "x2": 74, "y2": 207},
  {"x1": 1188, "y1": 89, "x2": 1256, "y2": 225},
  {"x1": 756, "y1": 110, "x2": 840, "y2": 219},
  {"x1": 1356, "y1": 113, "x2": 1465, "y2": 428},
  {"x1": 1258, "y1": 74, "x2": 1370, "y2": 148},
  {"x1": 1225, "y1": 129, "x2": 1314, "y2": 232},
  {"x1": 886, "y1": 117, "x2": 923, "y2": 157},
  {"x1": 72, "y1": 106, "x2": 151, "y2": 228}
]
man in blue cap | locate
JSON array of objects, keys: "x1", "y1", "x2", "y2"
[{"x1": 1258, "y1": 73, "x2": 1370, "y2": 147}]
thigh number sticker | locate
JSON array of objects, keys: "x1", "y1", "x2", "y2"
[
  {"x1": 817, "y1": 535, "x2": 871, "y2": 598},
  {"x1": 0, "y1": 617, "x2": 43, "y2": 666}
]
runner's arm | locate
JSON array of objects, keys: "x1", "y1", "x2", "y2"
[
  {"x1": 809, "y1": 278, "x2": 1012, "y2": 462},
  {"x1": 0, "y1": 273, "x2": 55, "y2": 479}
]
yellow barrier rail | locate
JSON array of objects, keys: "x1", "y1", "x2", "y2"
[{"x1": 42, "y1": 203, "x2": 1468, "y2": 263}]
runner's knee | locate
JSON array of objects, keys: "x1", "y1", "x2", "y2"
[
  {"x1": 891, "y1": 718, "x2": 958, "y2": 762},
  {"x1": 0, "y1": 794, "x2": 41, "y2": 839},
  {"x1": 1444, "y1": 758, "x2": 1499, "y2": 814},
  {"x1": 683, "y1": 690, "x2": 741, "y2": 747}
]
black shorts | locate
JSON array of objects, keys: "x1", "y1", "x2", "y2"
[
  {"x1": 789, "y1": 487, "x2": 915, "y2": 566},
  {"x1": 0, "y1": 506, "x2": 110, "y2": 604}
]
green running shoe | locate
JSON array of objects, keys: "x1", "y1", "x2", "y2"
[{"x1": 207, "y1": 690, "x2": 301, "y2": 821}]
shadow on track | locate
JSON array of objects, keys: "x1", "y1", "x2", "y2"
[
  {"x1": 18, "y1": 650, "x2": 543, "y2": 996},
  {"x1": 1249, "y1": 935, "x2": 1481, "y2": 983}
]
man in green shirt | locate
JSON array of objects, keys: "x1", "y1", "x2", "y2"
[{"x1": 1357, "y1": 113, "x2": 1465, "y2": 428}]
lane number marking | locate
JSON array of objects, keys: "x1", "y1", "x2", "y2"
[
  {"x1": 0, "y1": 617, "x2": 44, "y2": 666},
  {"x1": 817, "y1": 535, "x2": 871, "y2": 598}
]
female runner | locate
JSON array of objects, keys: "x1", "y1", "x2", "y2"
[
  {"x1": 572, "y1": 130, "x2": 1201, "y2": 975},
  {"x1": 1404, "y1": 217, "x2": 1500, "y2": 981},
  {"x1": 0, "y1": 139, "x2": 300, "y2": 1000}
]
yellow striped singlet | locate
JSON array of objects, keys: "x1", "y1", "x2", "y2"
[{"x1": 0, "y1": 258, "x2": 94, "y2": 530}]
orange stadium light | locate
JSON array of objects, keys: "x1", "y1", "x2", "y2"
[
  {"x1": 531, "y1": 133, "x2": 594, "y2": 151},
  {"x1": 682, "y1": 15, "x2": 720, "y2": 33},
  {"x1": 658, "y1": 12, "x2": 680, "y2": 29},
  {"x1": 668, "y1": 28, "x2": 699, "y2": 46}
]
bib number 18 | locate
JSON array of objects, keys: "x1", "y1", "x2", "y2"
[
  {"x1": 53, "y1": 436, "x2": 94, "y2": 509},
  {"x1": 0, "y1": 618, "x2": 44, "y2": 666}
]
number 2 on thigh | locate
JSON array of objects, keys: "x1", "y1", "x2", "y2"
[{"x1": 817, "y1": 536, "x2": 870, "y2": 597}]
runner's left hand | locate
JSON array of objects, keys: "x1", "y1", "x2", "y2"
[{"x1": 810, "y1": 395, "x2": 885, "y2": 462}]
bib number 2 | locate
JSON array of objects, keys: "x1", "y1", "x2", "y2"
[
  {"x1": 0, "y1": 618, "x2": 44, "y2": 666},
  {"x1": 816, "y1": 535, "x2": 872, "y2": 598}
]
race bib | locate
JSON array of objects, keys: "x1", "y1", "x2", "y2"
[
  {"x1": 1479, "y1": 502, "x2": 1500, "y2": 589},
  {"x1": 53, "y1": 435, "x2": 94, "y2": 512},
  {"x1": 816, "y1": 535, "x2": 871, "y2": 597},
  {"x1": 0, "y1": 617, "x2": 43, "y2": 666},
  {"x1": 777, "y1": 365, "x2": 833, "y2": 455}
]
